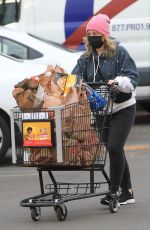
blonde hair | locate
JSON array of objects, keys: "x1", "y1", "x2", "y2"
[{"x1": 84, "y1": 35, "x2": 116, "y2": 58}]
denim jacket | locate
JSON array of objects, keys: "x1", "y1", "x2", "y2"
[{"x1": 72, "y1": 44, "x2": 140, "y2": 89}]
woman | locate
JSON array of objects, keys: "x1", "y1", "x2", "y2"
[
  {"x1": 24, "y1": 127, "x2": 35, "y2": 140},
  {"x1": 72, "y1": 13, "x2": 140, "y2": 205}
]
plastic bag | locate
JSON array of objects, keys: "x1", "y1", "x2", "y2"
[
  {"x1": 87, "y1": 90, "x2": 107, "y2": 111},
  {"x1": 33, "y1": 85, "x2": 46, "y2": 108}
]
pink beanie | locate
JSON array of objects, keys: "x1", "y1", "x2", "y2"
[{"x1": 86, "y1": 14, "x2": 110, "y2": 37}]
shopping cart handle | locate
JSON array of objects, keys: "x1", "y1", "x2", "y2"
[
  {"x1": 86, "y1": 82, "x2": 108, "y2": 87},
  {"x1": 84, "y1": 81, "x2": 118, "y2": 89},
  {"x1": 82, "y1": 82, "x2": 108, "y2": 90}
]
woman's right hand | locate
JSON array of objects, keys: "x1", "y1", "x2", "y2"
[{"x1": 107, "y1": 79, "x2": 118, "y2": 91}]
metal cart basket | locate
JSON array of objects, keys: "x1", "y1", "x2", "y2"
[{"x1": 10, "y1": 83, "x2": 119, "y2": 222}]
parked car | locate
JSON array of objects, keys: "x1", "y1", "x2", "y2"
[{"x1": 0, "y1": 27, "x2": 82, "y2": 73}]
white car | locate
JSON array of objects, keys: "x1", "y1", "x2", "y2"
[{"x1": 0, "y1": 27, "x2": 82, "y2": 73}]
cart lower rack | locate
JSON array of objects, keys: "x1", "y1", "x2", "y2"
[{"x1": 10, "y1": 83, "x2": 119, "y2": 221}]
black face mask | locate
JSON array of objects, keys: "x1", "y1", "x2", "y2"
[{"x1": 88, "y1": 36, "x2": 104, "y2": 49}]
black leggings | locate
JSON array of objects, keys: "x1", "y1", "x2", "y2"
[{"x1": 103, "y1": 104, "x2": 136, "y2": 192}]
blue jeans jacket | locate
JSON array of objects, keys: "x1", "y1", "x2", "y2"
[{"x1": 72, "y1": 44, "x2": 140, "y2": 89}]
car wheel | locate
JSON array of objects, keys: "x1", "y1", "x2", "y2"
[{"x1": 0, "y1": 115, "x2": 11, "y2": 160}]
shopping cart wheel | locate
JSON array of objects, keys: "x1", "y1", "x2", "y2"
[
  {"x1": 109, "y1": 194, "x2": 119, "y2": 213},
  {"x1": 55, "y1": 205, "x2": 67, "y2": 221},
  {"x1": 30, "y1": 207, "x2": 41, "y2": 221}
]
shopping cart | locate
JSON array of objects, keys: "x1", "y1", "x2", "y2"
[{"x1": 10, "y1": 82, "x2": 119, "y2": 222}]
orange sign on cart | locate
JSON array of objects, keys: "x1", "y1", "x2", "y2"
[{"x1": 22, "y1": 121, "x2": 53, "y2": 147}]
